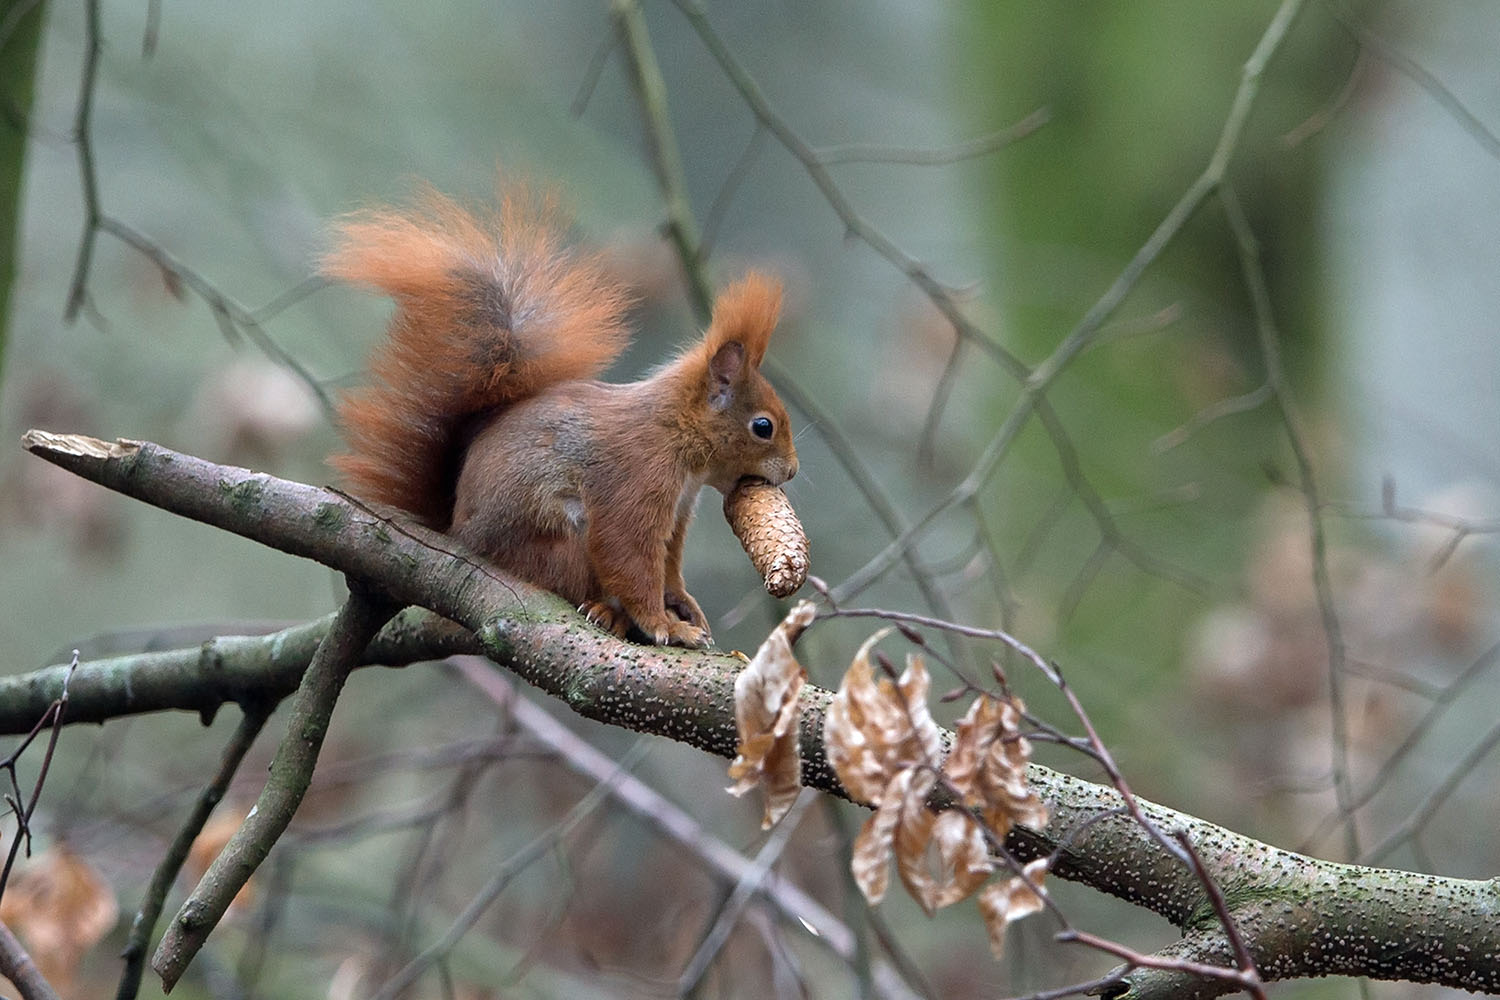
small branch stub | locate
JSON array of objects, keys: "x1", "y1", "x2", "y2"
[{"x1": 724, "y1": 478, "x2": 809, "y2": 597}]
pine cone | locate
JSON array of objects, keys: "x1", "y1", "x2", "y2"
[{"x1": 724, "y1": 479, "x2": 809, "y2": 598}]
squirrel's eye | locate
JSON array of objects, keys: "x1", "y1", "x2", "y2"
[{"x1": 750, "y1": 416, "x2": 775, "y2": 440}]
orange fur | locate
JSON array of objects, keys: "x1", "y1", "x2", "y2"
[
  {"x1": 701, "y1": 272, "x2": 782, "y2": 368},
  {"x1": 325, "y1": 187, "x2": 632, "y2": 525},
  {"x1": 328, "y1": 184, "x2": 797, "y2": 648}
]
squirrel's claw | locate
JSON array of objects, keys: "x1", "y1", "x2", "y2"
[{"x1": 580, "y1": 600, "x2": 630, "y2": 638}]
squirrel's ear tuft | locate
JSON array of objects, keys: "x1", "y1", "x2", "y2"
[{"x1": 704, "y1": 272, "x2": 782, "y2": 368}]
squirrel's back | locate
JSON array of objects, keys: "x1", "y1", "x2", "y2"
[{"x1": 324, "y1": 187, "x2": 632, "y2": 526}]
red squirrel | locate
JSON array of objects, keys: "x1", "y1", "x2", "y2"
[{"x1": 324, "y1": 186, "x2": 797, "y2": 648}]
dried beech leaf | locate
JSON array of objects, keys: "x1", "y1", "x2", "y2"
[
  {"x1": 0, "y1": 843, "x2": 118, "y2": 989},
  {"x1": 934, "y1": 811, "x2": 995, "y2": 909},
  {"x1": 827, "y1": 632, "x2": 1046, "y2": 940},
  {"x1": 724, "y1": 478, "x2": 810, "y2": 597},
  {"x1": 850, "y1": 770, "x2": 915, "y2": 904},
  {"x1": 978, "y1": 858, "x2": 1049, "y2": 959},
  {"x1": 891, "y1": 768, "x2": 939, "y2": 914},
  {"x1": 727, "y1": 601, "x2": 815, "y2": 828},
  {"x1": 945, "y1": 692, "x2": 1048, "y2": 838},
  {"x1": 824, "y1": 634, "x2": 943, "y2": 805},
  {"x1": 895, "y1": 800, "x2": 995, "y2": 916}
]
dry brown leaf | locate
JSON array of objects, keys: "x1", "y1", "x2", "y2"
[
  {"x1": 727, "y1": 601, "x2": 815, "y2": 828},
  {"x1": 824, "y1": 635, "x2": 943, "y2": 806},
  {"x1": 946, "y1": 693, "x2": 1048, "y2": 836},
  {"x1": 0, "y1": 843, "x2": 118, "y2": 991},
  {"x1": 851, "y1": 769, "x2": 924, "y2": 904},
  {"x1": 978, "y1": 858, "x2": 1049, "y2": 959},
  {"x1": 723, "y1": 478, "x2": 810, "y2": 597},
  {"x1": 822, "y1": 629, "x2": 1050, "y2": 954},
  {"x1": 897, "y1": 807, "x2": 995, "y2": 916}
]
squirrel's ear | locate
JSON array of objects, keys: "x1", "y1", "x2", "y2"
[
  {"x1": 703, "y1": 272, "x2": 782, "y2": 369},
  {"x1": 708, "y1": 341, "x2": 746, "y2": 411}
]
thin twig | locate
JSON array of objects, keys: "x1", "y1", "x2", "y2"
[
  {"x1": 1152, "y1": 384, "x2": 1274, "y2": 454},
  {"x1": 827, "y1": 0, "x2": 1304, "y2": 602},
  {"x1": 1299, "y1": 640, "x2": 1500, "y2": 854},
  {"x1": 0, "y1": 654, "x2": 79, "y2": 904},
  {"x1": 0, "y1": 920, "x2": 61, "y2": 1000},
  {"x1": 150, "y1": 585, "x2": 399, "y2": 990},
  {"x1": 62, "y1": 0, "x2": 103, "y2": 323},
  {"x1": 814, "y1": 108, "x2": 1050, "y2": 166},
  {"x1": 1328, "y1": 0, "x2": 1500, "y2": 163},
  {"x1": 59, "y1": 3, "x2": 332, "y2": 414},
  {"x1": 676, "y1": 792, "x2": 814, "y2": 993},
  {"x1": 1171, "y1": 831, "x2": 1267, "y2": 999},
  {"x1": 366, "y1": 741, "x2": 649, "y2": 1000},
  {"x1": 115, "y1": 704, "x2": 271, "y2": 1000},
  {"x1": 1056, "y1": 929, "x2": 1262, "y2": 993},
  {"x1": 1220, "y1": 183, "x2": 1358, "y2": 860},
  {"x1": 1363, "y1": 718, "x2": 1500, "y2": 865}
]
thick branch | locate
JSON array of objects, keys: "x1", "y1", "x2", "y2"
[
  {"x1": 0, "y1": 610, "x2": 477, "y2": 733},
  {"x1": 19, "y1": 430, "x2": 1500, "y2": 996}
]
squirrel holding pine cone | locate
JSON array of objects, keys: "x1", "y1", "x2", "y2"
[{"x1": 325, "y1": 184, "x2": 808, "y2": 647}]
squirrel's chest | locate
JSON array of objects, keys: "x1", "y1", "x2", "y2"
[{"x1": 675, "y1": 474, "x2": 707, "y2": 524}]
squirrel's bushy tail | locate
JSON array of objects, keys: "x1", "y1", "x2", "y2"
[{"x1": 324, "y1": 187, "x2": 632, "y2": 526}]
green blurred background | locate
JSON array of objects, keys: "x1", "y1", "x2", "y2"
[{"x1": 2, "y1": 1, "x2": 1499, "y2": 997}]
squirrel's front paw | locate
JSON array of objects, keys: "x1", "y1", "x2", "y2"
[
  {"x1": 580, "y1": 600, "x2": 631, "y2": 638},
  {"x1": 661, "y1": 620, "x2": 712, "y2": 649},
  {"x1": 638, "y1": 613, "x2": 711, "y2": 649},
  {"x1": 664, "y1": 588, "x2": 709, "y2": 630}
]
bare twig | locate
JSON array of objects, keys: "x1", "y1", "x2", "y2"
[
  {"x1": 0, "y1": 920, "x2": 61, "y2": 1000},
  {"x1": 455, "y1": 660, "x2": 868, "y2": 968},
  {"x1": 676, "y1": 792, "x2": 814, "y2": 994},
  {"x1": 365, "y1": 741, "x2": 648, "y2": 1000},
  {"x1": 1363, "y1": 718, "x2": 1500, "y2": 865},
  {"x1": 1152, "y1": 384, "x2": 1274, "y2": 454},
  {"x1": 827, "y1": 0, "x2": 1304, "y2": 603},
  {"x1": 1328, "y1": 1, "x2": 1500, "y2": 163},
  {"x1": 1056, "y1": 929, "x2": 1262, "y2": 994},
  {"x1": 1282, "y1": 46, "x2": 1369, "y2": 148},
  {"x1": 60, "y1": 3, "x2": 332, "y2": 414},
  {"x1": 62, "y1": 0, "x2": 103, "y2": 324},
  {"x1": 1300, "y1": 640, "x2": 1500, "y2": 854},
  {"x1": 1220, "y1": 183, "x2": 1358, "y2": 860},
  {"x1": 115, "y1": 704, "x2": 271, "y2": 1000},
  {"x1": 0, "y1": 654, "x2": 79, "y2": 904},
  {"x1": 150, "y1": 586, "x2": 399, "y2": 991},
  {"x1": 813, "y1": 108, "x2": 1050, "y2": 166}
]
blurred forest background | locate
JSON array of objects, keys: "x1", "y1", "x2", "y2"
[{"x1": 2, "y1": 0, "x2": 1500, "y2": 997}]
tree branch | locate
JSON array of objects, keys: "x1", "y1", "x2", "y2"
[
  {"x1": 18, "y1": 430, "x2": 1500, "y2": 996},
  {"x1": 116, "y1": 704, "x2": 270, "y2": 1000},
  {"x1": 0, "y1": 919, "x2": 60, "y2": 1000},
  {"x1": 150, "y1": 586, "x2": 398, "y2": 991}
]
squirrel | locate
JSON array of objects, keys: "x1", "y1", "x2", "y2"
[{"x1": 324, "y1": 186, "x2": 797, "y2": 648}]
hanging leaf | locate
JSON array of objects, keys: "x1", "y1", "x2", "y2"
[
  {"x1": 824, "y1": 636, "x2": 943, "y2": 806},
  {"x1": 824, "y1": 627, "x2": 1051, "y2": 955},
  {"x1": 946, "y1": 693, "x2": 1048, "y2": 836},
  {"x1": 728, "y1": 600, "x2": 815, "y2": 827},
  {"x1": 978, "y1": 858, "x2": 1049, "y2": 958}
]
